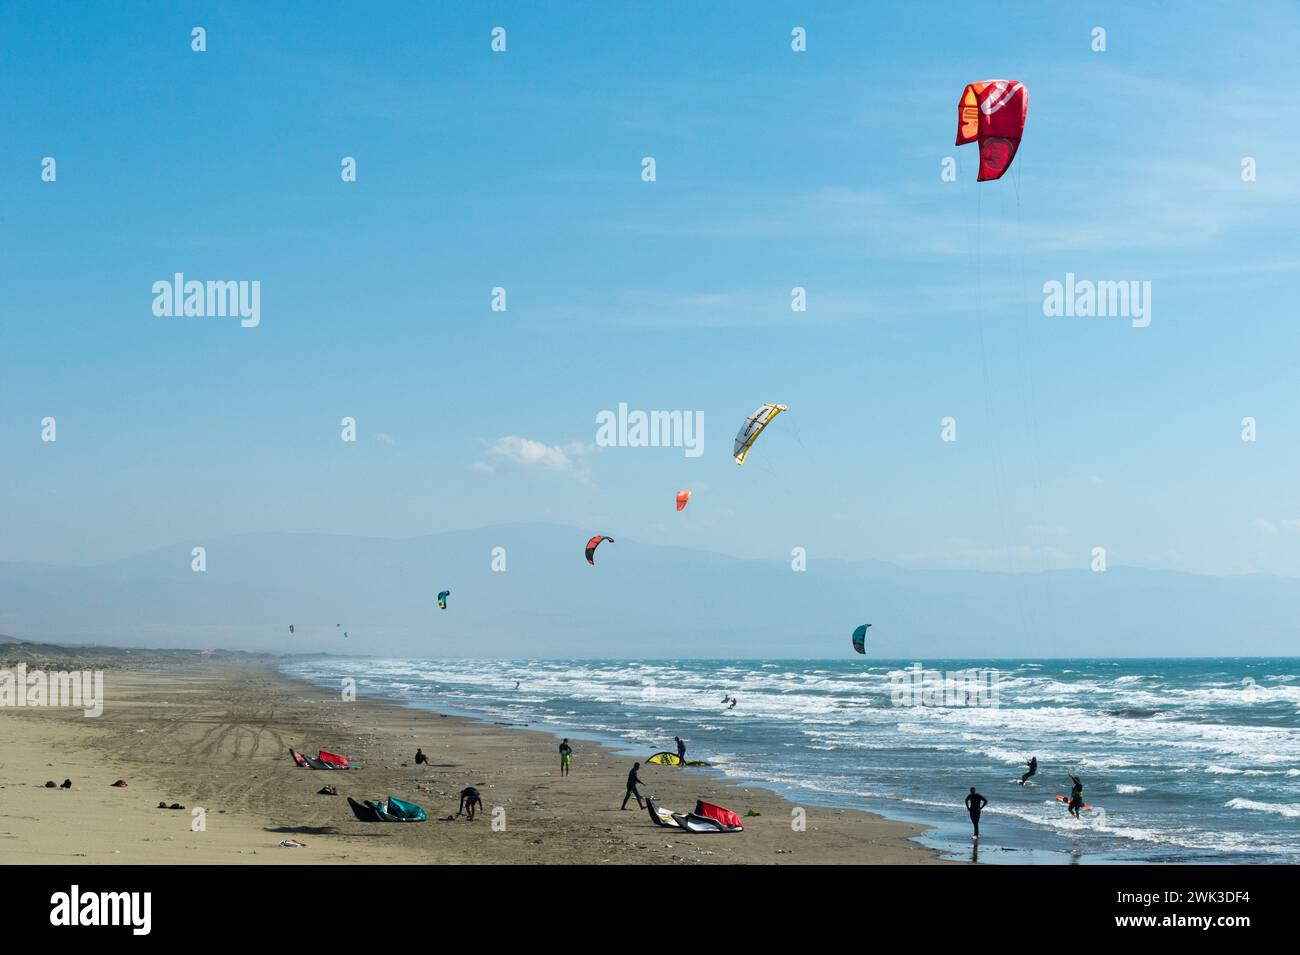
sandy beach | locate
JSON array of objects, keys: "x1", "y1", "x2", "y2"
[{"x1": 0, "y1": 648, "x2": 941, "y2": 864}]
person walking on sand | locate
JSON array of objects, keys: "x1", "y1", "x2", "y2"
[
  {"x1": 621, "y1": 762, "x2": 648, "y2": 810},
  {"x1": 559, "y1": 739, "x2": 573, "y2": 776},
  {"x1": 675, "y1": 735, "x2": 687, "y2": 762},
  {"x1": 415, "y1": 747, "x2": 429, "y2": 766},
  {"x1": 965, "y1": 787, "x2": 988, "y2": 841},
  {"x1": 457, "y1": 786, "x2": 484, "y2": 821}
]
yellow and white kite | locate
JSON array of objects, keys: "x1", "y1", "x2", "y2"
[{"x1": 733, "y1": 403, "x2": 788, "y2": 464}]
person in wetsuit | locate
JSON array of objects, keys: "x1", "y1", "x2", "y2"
[
  {"x1": 1067, "y1": 774, "x2": 1085, "y2": 818},
  {"x1": 415, "y1": 748, "x2": 429, "y2": 766},
  {"x1": 559, "y1": 739, "x2": 573, "y2": 777},
  {"x1": 675, "y1": 736, "x2": 687, "y2": 762},
  {"x1": 457, "y1": 786, "x2": 484, "y2": 820},
  {"x1": 621, "y1": 762, "x2": 647, "y2": 810},
  {"x1": 965, "y1": 787, "x2": 988, "y2": 841},
  {"x1": 1020, "y1": 756, "x2": 1038, "y2": 785}
]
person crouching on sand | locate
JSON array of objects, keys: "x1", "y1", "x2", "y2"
[
  {"x1": 415, "y1": 748, "x2": 429, "y2": 766},
  {"x1": 559, "y1": 739, "x2": 573, "y2": 776},
  {"x1": 621, "y1": 762, "x2": 647, "y2": 810},
  {"x1": 458, "y1": 786, "x2": 484, "y2": 820}
]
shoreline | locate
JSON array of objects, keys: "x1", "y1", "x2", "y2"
[{"x1": 0, "y1": 655, "x2": 945, "y2": 864}]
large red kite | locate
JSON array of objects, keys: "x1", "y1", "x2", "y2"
[{"x1": 955, "y1": 80, "x2": 1028, "y2": 181}]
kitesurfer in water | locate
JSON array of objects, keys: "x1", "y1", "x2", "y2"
[
  {"x1": 965, "y1": 787, "x2": 988, "y2": 841},
  {"x1": 1067, "y1": 774, "x2": 1085, "y2": 818},
  {"x1": 675, "y1": 736, "x2": 687, "y2": 762},
  {"x1": 728, "y1": 698, "x2": 737, "y2": 709},
  {"x1": 621, "y1": 762, "x2": 647, "y2": 810},
  {"x1": 1020, "y1": 756, "x2": 1038, "y2": 785},
  {"x1": 559, "y1": 739, "x2": 573, "y2": 777},
  {"x1": 457, "y1": 786, "x2": 484, "y2": 820}
]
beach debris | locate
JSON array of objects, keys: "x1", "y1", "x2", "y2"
[
  {"x1": 44, "y1": 781, "x2": 56, "y2": 788},
  {"x1": 61, "y1": 779, "x2": 72, "y2": 789},
  {"x1": 157, "y1": 802, "x2": 186, "y2": 810},
  {"x1": 278, "y1": 839, "x2": 308, "y2": 848},
  {"x1": 317, "y1": 785, "x2": 338, "y2": 796},
  {"x1": 111, "y1": 779, "x2": 128, "y2": 787},
  {"x1": 745, "y1": 809, "x2": 761, "y2": 817}
]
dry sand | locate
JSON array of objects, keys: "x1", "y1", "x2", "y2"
[{"x1": 0, "y1": 654, "x2": 942, "y2": 864}]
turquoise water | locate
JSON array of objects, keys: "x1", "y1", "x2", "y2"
[{"x1": 282, "y1": 657, "x2": 1300, "y2": 863}]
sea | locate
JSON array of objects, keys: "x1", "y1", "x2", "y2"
[{"x1": 280, "y1": 657, "x2": 1300, "y2": 864}]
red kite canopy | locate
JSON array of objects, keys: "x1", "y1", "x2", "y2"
[
  {"x1": 585, "y1": 535, "x2": 614, "y2": 564},
  {"x1": 955, "y1": 80, "x2": 1027, "y2": 181},
  {"x1": 676, "y1": 490, "x2": 691, "y2": 511}
]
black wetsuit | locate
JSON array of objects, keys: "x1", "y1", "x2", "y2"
[
  {"x1": 622, "y1": 767, "x2": 646, "y2": 809},
  {"x1": 1068, "y1": 775, "x2": 1084, "y2": 816},
  {"x1": 675, "y1": 737, "x2": 687, "y2": 761},
  {"x1": 458, "y1": 786, "x2": 483, "y2": 818},
  {"x1": 965, "y1": 791, "x2": 988, "y2": 838},
  {"x1": 415, "y1": 749, "x2": 429, "y2": 765},
  {"x1": 1020, "y1": 757, "x2": 1038, "y2": 784}
]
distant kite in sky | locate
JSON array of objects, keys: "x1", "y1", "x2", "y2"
[
  {"x1": 852, "y1": 624, "x2": 871, "y2": 655},
  {"x1": 733, "y1": 404, "x2": 788, "y2": 464},
  {"x1": 288, "y1": 624, "x2": 294, "y2": 634},
  {"x1": 437, "y1": 590, "x2": 450, "y2": 610},
  {"x1": 676, "y1": 490, "x2": 691, "y2": 511},
  {"x1": 585, "y1": 535, "x2": 614, "y2": 564},
  {"x1": 955, "y1": 80, "x2": 1027, "y2": 181}
]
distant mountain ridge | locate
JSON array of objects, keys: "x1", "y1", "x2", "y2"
[{"x1": 1, "y1": 523, "x2": 1296, "y2": 657}]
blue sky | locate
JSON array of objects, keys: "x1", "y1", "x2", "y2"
[{"x1": 4, "y1": 1, "x2": 1300, "y2": 577}]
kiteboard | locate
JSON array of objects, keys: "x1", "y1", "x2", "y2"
[{"x1": 1055, "y1": 795, "x2": 1091, "y2": 810}]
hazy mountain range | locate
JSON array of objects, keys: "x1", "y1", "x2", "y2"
[{"x1": 0, "y1": 523, "x2": 1295, "y2": 658}]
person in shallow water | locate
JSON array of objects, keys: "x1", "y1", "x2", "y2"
[
  {"x1": 457, "y1": 786, "x2": 484, "y2": 820},
  {"x1": 1020, "y1": 756, "x2": 1038, "y2": 785},
  {"x1": 559, "y1": 739, "x2": 573, "y2": 776},
  {"x1": 621, "y1": 762, "x2": 648, "y2": 810},
  {"x1": 1067, "y1": 774, "x2": 1085, "y2": 818},
  {"x1": 965, "y1": 787, "x2": 988, "y2": 841},
  {"x1": 675, "y1": 736, "x2": 687, "y2": 761}
]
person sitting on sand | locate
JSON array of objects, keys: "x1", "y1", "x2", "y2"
[
  {"x1": 415, "y1": 748, "x2": 429, "y2": 766},
  {"x1": 559, "y1": 739, "x2": 573, "y2": 776},
  {"x1": 457, "y1": 786, "x2": 484, "y2": 821},
  {"x1": 621, "y1": 762, "x2": 647, "y2": 810}
]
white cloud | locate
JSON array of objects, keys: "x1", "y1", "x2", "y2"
[
  {"x1": 1252, "y1": 519, "x2": 1279, "y2": 535},
  {"x1": 482, "y1": 436, "x2": 595, "y2": 483},
  {"x1": 375, "y1": 432, "x2": 395, "y2": 445}
]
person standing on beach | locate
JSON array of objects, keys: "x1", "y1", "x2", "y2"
[
  {"x1": 675, "y1": 736, "x2": 687, "y2": 762},
  {"x1": 965, "y1": 787, "x2": 988, "y2": 841},
  {"x1": 457, "y1": 786, "x2": 484, "y2": 821},
  {"x1": 559, "y1": 739, "x2": 573, "y2": 776},
  {"x1": 621, "y1": 762, "x2": 647, "y2": 810},
  {"x1": 1020, "y1": 756, "x2": 1037, "y2": 785}
]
